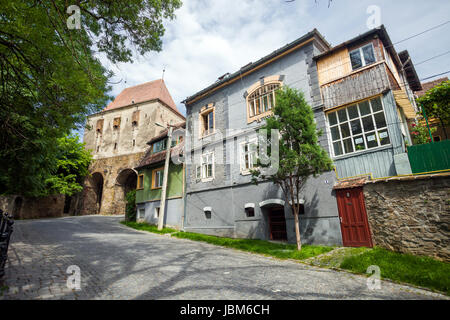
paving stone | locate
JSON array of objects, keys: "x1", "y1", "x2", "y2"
[{"x1": 0, "y1": 215, "x2": 447, "y2": 300}]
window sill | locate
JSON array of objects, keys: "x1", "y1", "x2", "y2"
[
  {"x1": 240, "y1": 169, "x2": 258, "y2": 176},
  {"x1": 200, "y1": 131, "x2": 216, "y2": 140},
  {"x1": 247, "y1": 111, "x2": 273, "y2": 124},
  {"x1": 332, "y1": 143, "x2": 392, "y2": 161},
  {"x1": 151, "y1": 186, "x2": 162, "y2": 190},
  {"x1": 197, "y1": 177, "x2": 214, "y2": 183}
]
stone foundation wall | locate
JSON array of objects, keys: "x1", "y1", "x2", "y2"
[
  {"x1": 0, "y1": 194, "x2": 65, "y2": 219},
  {"x1": 363, "y1": 175, "x2": 450, "y2": 261}
]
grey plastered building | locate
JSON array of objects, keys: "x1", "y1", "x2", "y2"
[{"x1": 181, "y1": 29, "x2": 343, "y2": 245}]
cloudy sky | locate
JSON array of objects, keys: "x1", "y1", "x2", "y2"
[{"x1": 101, "y1": 0, "x2": 450, "y2": 116}]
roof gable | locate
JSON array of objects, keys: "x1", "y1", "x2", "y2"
[{"x1": 104, "y1": 79, "x2": 182, "y2": 117}]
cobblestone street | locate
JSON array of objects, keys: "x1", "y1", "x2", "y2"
[{"x1": 0, "y1": 215, "x2": 446, "y2": 300}]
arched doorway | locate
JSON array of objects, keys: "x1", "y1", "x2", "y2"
[
  {"x1": 259, "y1": 199, "x2": 287, "y2": 241},
  {"x1": 82, "y1": 172, "x2": 104, "y2": 215},
  {"x1": 92, "y1": 172, "x2": 104, "y2": 213},
  {"x1": 12, "y1": 197, "x2": 23, "y2": 218},
  {"x1": 114, "y1": 169, "x2": 137, "y2": 215}
]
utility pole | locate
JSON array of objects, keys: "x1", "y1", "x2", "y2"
[{"x1": 157, "y1": 124, "x2": 173, "y2": 230}]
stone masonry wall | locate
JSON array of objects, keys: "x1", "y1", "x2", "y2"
[
  {"x1": 81, "y1": 152, "x2": 145, "y2": 215},
  {"x1": 363, "y1": 175, "x2": 450, "y2": 261},
  {"x1": 0, "y1": 194, "x2": 65, "y2": 219}
]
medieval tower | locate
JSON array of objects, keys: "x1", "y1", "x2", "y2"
[{"x1": 82, "y1": 79, "x2": 185, "y2": 215}]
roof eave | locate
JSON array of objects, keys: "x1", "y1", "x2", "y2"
[{"x1": 182, "y1": 29, "x2": 330, "y2": 106}]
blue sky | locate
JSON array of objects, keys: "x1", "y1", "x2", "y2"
[{"x1": 99, "y1": 0, "x2": 450, "y2": 117}]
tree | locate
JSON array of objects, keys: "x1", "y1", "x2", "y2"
[
  {"x1": 251, "y1": 87, "x2": 333, "y2": 250},
  {"x1": 416, "y1": 80, "x2": 450, "y2": 140},
  {"x1": 44, "y1": 135, "x2": 92, "y2": 197},
  {"x1": 0, "y1": 0, "x2": 182, "y2": 196}
]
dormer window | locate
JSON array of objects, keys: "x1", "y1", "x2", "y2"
[
  {"x1": 152, "y1": 139, "x2": 167, "y2": 154},
  {"x1": 349, "y1": 43, "x2": 376, "y2": 71}
]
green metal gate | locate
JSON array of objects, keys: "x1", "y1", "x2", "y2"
[{"x1": 407, "y1": 140, "x2": 450, "y2": 174}]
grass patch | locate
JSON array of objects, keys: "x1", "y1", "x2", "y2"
[
  {"x1": 120, "y1": 221, "x2": 177, "y2": 234},
  {"x1": 307, "y1": 247, "x2": 371, "y2": 268},
  {"x1": 340, "y1": 247, "x2": 450, "y2": 295},
  {"x1": 172, "y1": 231, "x2": 333, "y2": 260}
]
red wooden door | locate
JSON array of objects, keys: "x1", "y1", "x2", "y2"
[
  {"x1": 336, "y1": 188, "x2": 373, "y2": 247},
  {"x1": 268, "y1": 208, "x2": 287, "y2": 241}
]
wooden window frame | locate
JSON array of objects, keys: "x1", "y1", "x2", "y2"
[
  {"x1": 137, "y1": 174, "x2": 144, "y2": 190},
  {"x1": 151, "y1": 167, "x2": 164, "y2": 189},
  {"x1": 240, "y1": 139, "x2": 258, "y2": 175},
  {"x1": 113, "y1": 117, "x2": 121, "y2": 130},
  {"x1": 246, "y1": 80, "x2": 282, "y2": 124},
  {"x1": 197, "y1": 152, "x2": 214, "y2": 182},
  {"x1": 326, "y1": 95, "x2": 391, "y2": 159},
  {"x1": 199, "y1": 104, "x2": 215, "y2": 138},
  {"x1": 349, "y1": 43, "x2": 376, "y2": 71},
  {"x1": 151, "y1": 139, "x2": 167, "y2": 154}
]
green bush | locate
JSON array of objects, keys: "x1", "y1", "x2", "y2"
[{"x1": 125, "y1": 190, "x2": 136, "y2": 222}]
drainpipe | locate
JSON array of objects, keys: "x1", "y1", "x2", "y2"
[{"x1": 182, "y1": 162, "x2": 187, "y2": 231}]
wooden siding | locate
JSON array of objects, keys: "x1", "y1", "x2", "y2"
[
  {"x1": 317, "y1": 47, "x2": 351, "y2": 86},
  {"x1": 321, "y1": 63, "x2": 391, "y2": 109},
  {"x1": 334, "y1": 147, "x2": 396, "y2": 179},
  {"x1": 333, "y1": 91, "x2": 404, "y2": 179}
]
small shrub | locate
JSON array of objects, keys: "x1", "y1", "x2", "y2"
[{"x1": 125, "y1": 190, "x2": 136, "y2": 222}]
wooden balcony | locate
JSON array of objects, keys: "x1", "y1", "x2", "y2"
[{"x1": 320, "y1": 62, "x2": 391, "y2": 110}]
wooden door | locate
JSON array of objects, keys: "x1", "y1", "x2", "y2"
[
  {"x1": 336, "y1": 188, "x2": 373, "y2": 247},
  {"x1": 268, "y1": 208, "x2": 287, "y2": 241}
]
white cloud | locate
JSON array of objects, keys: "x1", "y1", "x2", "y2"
[{"x1": 101, "y1": 0, "x2": 450, "y2": 116}]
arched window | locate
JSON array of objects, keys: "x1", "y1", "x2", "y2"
[{"x1": 246, "y1": 81, "x2": 281, "y2": 123}]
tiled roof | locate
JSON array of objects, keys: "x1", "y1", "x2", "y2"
[
  {"x1": 135, "y1": 141, "x2": 184, "y2": 170},
  {"x1": 333, "y1": 177, "x2": 368, "y2": 190},
  {"x1": 104, "y1": 79, "x2": 184, "y2": 118},
  {"x1": 415, "y1": 77, "x2": 448, "y2": 97},
  {"x1": 146, "y1": 121, "x2": 186, "y2": 145}
]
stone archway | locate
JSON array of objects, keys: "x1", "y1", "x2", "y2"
[
  {"x1": 114, "y1": 169, "x2": 137, "y2": 215},
  {"x1": 12, "y1": 196, "x2": 23, "y2": 219},
  {"x1": 82, "y1": 172, "x2": 104, "y2": 215}
]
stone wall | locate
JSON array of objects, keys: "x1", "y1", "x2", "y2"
[
  {"x1": 0, "y1": 194, "x2": 65, "y2": 219},
  {"x1": 363, "y1": 175, "x2": 450, "y2": 261},
  {"x1": 81, "y1": 152, "x2": 144, "y2": 215}
]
